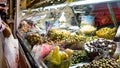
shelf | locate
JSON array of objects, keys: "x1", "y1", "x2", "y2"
[
  {"x1": 44, "y1": 0, "x2": 120, "y2": 10},
  {"x1": 69, "y1": 0, "x2": 120, "y2": 6},
  {"x1": 31, "y1": 0, "x2": 120, "y2": 11}
]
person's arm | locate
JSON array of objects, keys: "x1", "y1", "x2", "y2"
[
  {"x1": 2, "y1": 21, "x2": 11, "y2": 38},
  {"x1": 0, "y1": 6, "x2": 8, "y2": 10},
  {"x1": 0, "y1": 17, "x2": 5, "y2": 32},
  {"x1": 0, "y1": 24, "x2": 5, "y2": 32}
]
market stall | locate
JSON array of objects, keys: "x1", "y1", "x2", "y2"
[{"x1": 17, "y1": 0, "x2": 120, "y2": 68}]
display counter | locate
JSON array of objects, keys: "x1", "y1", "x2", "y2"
[{"x1": 17, "y1": 0, "x2": 120, "y2": 68}]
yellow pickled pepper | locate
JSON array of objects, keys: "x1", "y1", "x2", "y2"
[{"x1": 50, "y1": 46, "x2": 61, "y2": 65}]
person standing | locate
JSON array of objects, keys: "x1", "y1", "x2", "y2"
[
  {"x1": 0, "y1": 15, "x2": 7, "y2": 68},
  {"x1": 0, "y1": 3, "x2": 11, "y2": 68}
]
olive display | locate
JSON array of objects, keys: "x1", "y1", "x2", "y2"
[
  {"x1": 58, "y1": 35, "x2": 86, "y2": 50},
  {"x1": 85, "y1": 36, "x2": 99, "y2": 42},
  {"x1": 26, "y1": 33, "x2": 42, "y2": 46},
  {"x1": 80, "y1": 58, "x2": 119, "y2": 68},
  {"x1": 71, "y1": 50, "x2": 89, "y2": 65},
  {"x1": 67, "y1": 35, "x2": 86, "y2": 42},
  {"x1": 48, "y1": 29, "x2": 86, "y2": 50},
  {"x1": 84, "y1": 38, "x2": 117, "y2": 60},
  {"x1": 48, "y1": 29, "x2": 70, "y2": 41}
]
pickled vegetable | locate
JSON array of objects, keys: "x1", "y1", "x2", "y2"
[
  {"x1": 96, "y1": 27, "x2": 117, "y2": 39},
  {"x1": 71, "y1": 50, "x2": 89, "y2": 65},
  {"x1": 81, "y1": 58, "x2": 119, "y2": 68}
]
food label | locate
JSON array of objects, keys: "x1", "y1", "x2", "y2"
[{"x1": 81, "y1": 16, "x2": 95, "y2": 27}]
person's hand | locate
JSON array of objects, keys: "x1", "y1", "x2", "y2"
[
  {"x1": 0, "y1": 24, "x2": 5, "y2": 32},
  {"x1": 0, "y1": 6, "x2": 8, "y2": 10},
  {"x1": 2, "y1": 21, "x2": 11, "y2": 38},
  {"x1": 0, "y1": 17, "x2": 5, "y2": 32},
  {"x1": 2, "y1": 20, "x2": 9, "y2": 27}
]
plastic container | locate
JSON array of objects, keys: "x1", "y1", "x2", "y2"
[
  {"x1": 116, "y1": 26, "x2": 120, "y2": 37},
  {"x1": 114, "y1": 42, "x2": 120, "y2": 56},
  {"x1": 81, "y1": 16, "x2": 95, "y2": 27}
]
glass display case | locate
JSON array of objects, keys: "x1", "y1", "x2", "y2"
[{"x1": 17, "y1": 0, "x2": 120, "y2": 68}]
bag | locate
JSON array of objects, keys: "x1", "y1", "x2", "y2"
[
  {"x1": 115, "y1": 26, "x2": 120, "y2": 37},
  {"x1": 4, "y1": 34, "x2": 19, "y2": 68},
  {"x1": 31, "y1": 44, "x2": 52, "y2": 60},
  {"x1": 0, "y1": 33, "x2": 7, "y2": 68},
  {"x1": 31, "y1": 45, "x2": 41, "y2": 60}
]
